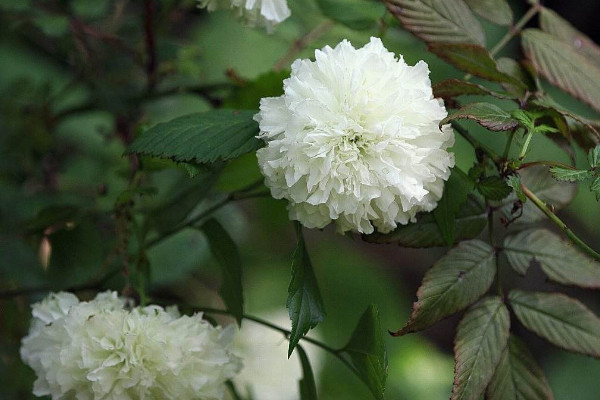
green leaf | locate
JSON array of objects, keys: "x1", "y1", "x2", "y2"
[
  {"x1": 297, "y1": 346, "x2": 318, "y2": 400},
  {"x1": 532, "y1": 96, "x2": 600, "y2": 142},
  {"x1": 287, "y1": 226, "x2": 326, "y2": 357},
  {"x1": 127, "y1": 109, "x2": 261, "y2": 165},
  {"x1": 223, "y1": 71, "x2": 287, "y2": 109},
  {"x1": 464, "y1": 0, "x2": 513, "y2": 26},
  {"x1": 549, "y1": 166, "x2": 593, "y2": 182},
  {"x1": 509, "y1": 290, "x2": 600, "y2": 358},
  {"x1": 496, "y1": 57, "x2": 533, "y2": 97},
  {"x1": 522, "y1": 29, "x2": 600, "y2": 114},
  {"x1": 364, "y1": 196, "x2": 487, "y2": 247},
  {"x1": 317, "y1": 0, "x2": 383, "y2": 30},
  {"x1": 441, "y1": 103, "x2": 518, "y2": 132},
  {"x1": 504, "y1": 229, "x2": 600, "y2": 288},
  {"x1": 384, "y1": 0, "x2": 485, "y2": 44},
  {"x1": 591, "y1": 176, "x2": 600, "y2": 201},
  {"x1": 393, "y1": 240, "x2": 495, "y2": 335},
  {"x1": 201, "y1": 219, "x2": 244, "y2": 325},
  {"x1": 433, "y1": 168, "x2": 474, "y2": 245},
  {"x1": 486, "y1": 335, "x2": 554, "y2": 400},
  {"x1": 477, "y1": 176, "x2": 511, "y2": 200},
  {"x1": 25, "y1": 205, "x2": 81, "y2": 233},
  {"x1": 343, "y1": 305, "x2": 388, "y2": 400},
  {"x1": 452, "y1": 296, "x2": 510, "y2": 400},
  {"x1": 433, "y1": 79, "x2": 514, "y2": 101},
  {"x1": 427, "y1": 43, "x2": 525, "y2": 87},
  {"x1": 506, "y1": 175, "x2": 526, "y2": 203},
  {"x1": 589, "y1": 145, "x2": 600, "y2": 168}
]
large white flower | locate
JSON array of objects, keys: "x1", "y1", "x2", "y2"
[
  {"x1": 198, "y1": 0, "x2": 290, "y2": 32},
  {"x1": 21, "y1": 291, "x2": 242, "y2": 400},
  {"x1": 255, "y1": 37, "x2": 455, "y2": 234}
]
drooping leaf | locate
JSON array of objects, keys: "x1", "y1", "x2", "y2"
[
  {"x1": 477, "y1": 176, "x2": 511, "y2": 200},
  {"x1": 549, "y1": 166, "x2": 593, "y2": 182},
  {"x1": 392, "y1": 240, "x2": 495, "y2": 335},
  {"x1": 441, "y1": 102, "x2": 518, "y2": 131},
  {"x1": 428, "y1": 43, "x2": 525, "y2": 87},
  {"x1": 452, "y1": 296, "x2": 510, "y2": 400},
  {"x1": 384, "y1": 0, "x2": 485, "y2": 45},
  {"x1": 591, "y1": 177, "x2": 600, "y2": 201},
  {"x1": 287, "y1": 225, "x2": 326, "y2": 357},
  {"x1": 364, "y1": 196, "x2": 487, "y2": 247},
  {"x1": 589, "y1": 145, "x2": 600, "y2": 168},
  {"x1": 503, "y1": 229, "x2": 600, "y2": 288},
  {"x1": 297, "y1": 346, "x2": 318, "y2": 400},
  {"x1": 433, "y1": 168, "x2": 474, "y2": 245},
  {"x1": 201, "y1": 218, "x2": 244, "y2": 325},
  {"x1": 532, "y1": 96, "x2": 600, "y2": 141},
  {"x1": 343, "y1": 305, "x2": 388, "y2": 400},
  {"x1": 127, "y1": 109, "x2": 261, "y2": 164},
  {"x1": 464, "y1": 0, "x2": 513, "y2": 26},
  {"x1": 487, "y1": 335, "x2": 554, "y2": 400},
  {"x1": 496, "y1": 57, "x2": 532, "y2": 97},
  {"x1": 522, "y1": 29, "x2": 600, "y2": 113},
  {"x1": 509, "y1": 290, "x2": 600, "y2": 358},
  {"x1": 317, "y1": 0, "x2": 383, "y2": 30},
  {"x1": 433, "y1": 79, "x2": 514, "y2": 101}
]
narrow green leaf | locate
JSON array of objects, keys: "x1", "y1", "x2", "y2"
[
  {"x1": 504, "y1": 229, "x2": 600, "y2": 288},
  {"x1": 297, "y1": 346, "x2": 318, "y2": 400},
  {"x1": 532, "y1": 96, "x2": 600, "y2": 141},
  {"x1": 433, "y1": 79, "x2": 514, "y2": 101},
  {"x1": 317, "y1": 0, "x2": 383, "y2": 30},
  {"x1": 452, "y1": 296, "x2": 510, "y2": 400},
  {"x1": 589, "y1": 145, "x2": 600, "y2": 168},
  {"x1": 477, "y1": 176, "x2": 511, "y2": 200},
  {"x1": 287, "y1": 226, "x2": 326, "y2": 357},
  {"x1": 127, "y1": 109, "x2": 261, "y2": 164},
  {"x1": 343, "y1": 305, "x2": 388, "y2": 400},
  {"x1": 393, "y1": 240, "x2": 495, "y2": 335},
  {"x1": 433, "y1": 168, "x2": 474, "y2": 245},
  {"x1": 364, "y1": 196, "x2": 487, "y2": 247},
  {"x1": 384, "y1": 0, "x2": 485, "y2": 45},
  {"x1": 549, "y1": 166, "x2": 593, "y2": 182},
  {"x1": 591, "y1": 176, "x2": 600, "y2": 201},
  {"x1": 487, "y1": 335, "x2": 554, "y2": 400},
  {"x1": 522, "y1": 29, "x2": 600, "y2": 113},
  {"x1": 464, "y1": 0, "x2": 513, "y2": 26},
  {"x1": 441, "y1": 103, "x2": 518, "y2": 132},
  {"x1": 201, "y1": 219, "x2": 244, "y2": 325},
  {"x1": 506, "y1": 175, "x2": 526, "y2": 203},
  {"x1": 509, "y1": 290, "x2": 600, "y2": 358}
]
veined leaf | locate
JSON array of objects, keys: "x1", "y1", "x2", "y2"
[
  {"x1": 392, "y1": 240, "x2": 495, "y2": 335},
  {"x1": 549, "y1": 166, "x2": 593, "y2": 182},
  {"x1": 503, "y1": 229, "x2": 600, "y2": 288},
  {"x1": 364, "y1": 196, "x2": 487, "y2": 247},
  {"x1": 506, "y1": 175, "x2": 526, "y2": 203},
  {"x1": 464, "y1": 0, "x2": 513, "y2": 26},
  {"x1": 522, "y1": 29, "x2": 600, "y2": 113},
  {"x1": 343, "y1": 305, "x2": 388, "y2": 400},
  {"x1": 316, "y1": 0, "x2": 383, "y2": 30},
  {"x1": 509, "y1": 290, "x2": 600, "y2": 358},
  {"x1": 441, "y1": 102, "x2": 518, "y2": 131},
  {"x1": 477, "y1": 176, "x2": 511, "y2": 200},
  {"x1": 591, "y1": 177, "x2": 600, "y2": 201},
  {"x1": 487, "y1": 335, "x2": 554, "y2": 400},
  {"x1": 384, "y1": 0, "x2": 485, "y2": 45},
  {"x1": 287, "y1": 226, "x2": 326, "y2": 357},
  {"x1": 589, "y1": 145, "x2": 600, "y2": 168},
  {"x1": 297, "y1": 346, "x2": 318, "y2": 400},
  {"x1": 433, "y1": 79, "x2": 514, "y2": 101},
  {"x1": 452, "y1": 296, "x2": 510, "y2": 400},
  {"x1": 433, "y1": 168, "x2": 474, "y2": 246},
  {"x1": 127, "y1": 109, "x2": 261, "y2": 164},
  {"x1": 532, "y1": 96, "x2": 600, "y2": 140},
  {"x1": 496, "y1": 57, "x2": 533, "y2": 97}
]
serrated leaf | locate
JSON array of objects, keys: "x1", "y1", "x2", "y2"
[
  {"x1": 477, "y1": 176, "x2": 511, "y2": 200},
  {"x1": 297, "y1": 346, "x2": 318, "y2": 400},
  {"x1": 317, "y1": 0, "x2": 383, "y2": 30},
  {"x1": 384, "y1": 0, "x2": 485, "y2": 45},
  {"x1": 487, "y1": 335, "x2": 554, "y2": 400},
  {"x1": 452, "y1": 296, "x2": 510, "y2": 400},
  {"x1": 127, "y1": 109, "x2": 261, "y2": 164},
  {"x1": 392, "y1": 240, "x2": 495, "y2": 335},
  {"x1": 591, "y1": 176, "x2": 600, "y2": 201},
  {"x1": 549, "y1": 166, "x2": 592, "y2": 182},
  {"x1": 343, "y1": 305, "x2": 388, "y2": 400},
  {"x1": 433, "y1": 168, "x2": 474, "y2": 245},
  {"x1": 589, "y1": 145, "x2": 600, "y2": 168},
  {"x1": 464, "y1": 0, "x2": 513, "y2": 26},
  {"x1": 428, "y1": 43, "x2": 525, "y2": 87},
  {"x1": 201, "y1": 219, "x2": 244, "y2": 325},
  {"x1": 532, "y1": 96, "x2": 600, "y2": 140},
  {"x1": 441, "y1": 102, "x2": 518, "y2": 131},
  {"x1": 509, "y1": 290, "x2": 600, "y2": 358},
  {"x1": 522, "y1": 29, "x2": 600, "y2": 113},
  {"x1": 287, "y1": 226, "x2": 326, "y2": 357},
  {"x1": 433, "y1": 79, "x2": 514, "y2": 100},
  {"x1": 364, "y1": 196, "x2": 487, "y2": 247},
  {"x1": 504, "y1": 229, "x2": 600, "y2": 288},
  {"x1": 506, "y1": 175, "x2": 526, "y2": 203}
]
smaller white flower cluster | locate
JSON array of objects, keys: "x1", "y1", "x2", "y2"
[
  {"x1": 198, "y1": 0, "x2": 291, "y2": 32},
  {"x1": 21, "y1": 291, "x2": 241, "y2": 400}
]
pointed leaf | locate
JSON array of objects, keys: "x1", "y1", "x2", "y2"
[
  {"x1": 343, "y1": 305, "x2": 388, "y2": 400},
  {"x1": 384, "y1": 0, "x2": 485, "y2": 45},
  {"x1": 487, "y1": 335, "x2": 554, "y2": 400},
  {"x1": 591, "y1": 176, "x2": 600, "y2": 201},
  {"x1": 549, "y1": 166, "x2": 593, "y2": 182},
  {"x1": 464, "y1": 0, "x2": 513, "y2": 26},
  {"x1": 287, "y1": 226, "x2": 326, "y2": 356},
  {"x1": 589, "y1": 145, "x2": 600, "y2": 168},
  {"x1": 441, "y1": 103, "x2": 519, "y2": 131},
  {"x1": 393, "y1": 240, "x2": 495, "y2": 335},
  {"x1": 452, "y1": 296, "x2": 510, "y2": 400},
  {"x1": 477, "y1": 176, "x2": 511, "y2": 200},
  {"x1": 503, "y1": 229, "x2": 600, "y2": 288},
  {"x1": 509, "y1": 290, "x2": 600, "y2": 358},
  {"x1": 433, "y1": 168, "x2": 474, "y2": 245},
  {"x1": 433, "y1": 79, "x2": 514, "y2": 100},
  {"x1": 506, "y1": 175, "x2": 526, "y2": 203},
  {"x1": 297, "y1": 346, "x2": 318, "y2": 400}
]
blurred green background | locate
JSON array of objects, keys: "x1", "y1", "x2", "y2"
[{"x1": 1, "y1": 0, "x2": 599, "y2": 399}]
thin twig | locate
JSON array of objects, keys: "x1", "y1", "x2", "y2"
[
  {"x1": 144, "y1": 0, "x2": 158, "y2": 91},
  {"x1": 518, "y1": 160, "x2": 580, "y2": 170},
  {"x1": 490, "y1": 4, "x2": 541, "y2": 57}
]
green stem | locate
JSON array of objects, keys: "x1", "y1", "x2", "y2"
[
  {"x1": 521, "y1": 183, "x2": 600, "y2": 261},
  {"x1": 518, "y1": 160, "x2": 579, "y2": 170},
  {"x1": 519, "y1": 129, "x2": 534, "y2": 160},
  {"x1": 490, "y1": 4, "x2": 541, "y2": 57},
  {"x1": 451, "y1": 122, "x2": 501, "y2": 164},
  {"x1": 503, "y1": 128, "x2": 517, "y2": 159}
]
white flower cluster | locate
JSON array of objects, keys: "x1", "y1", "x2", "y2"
[
  {"x1": 198, "y1": 0, "x2": 290, "y2": 32},
  {"x1": 21, "y1": 292, "x2": 241, "y2": 400},
  {"x1": 255, "y1": 37, "x2": 455, "y2": 234}
]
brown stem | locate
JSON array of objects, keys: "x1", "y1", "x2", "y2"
[{"x1": 144, "y1": 0, "x2": 158, "y2": 91}]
